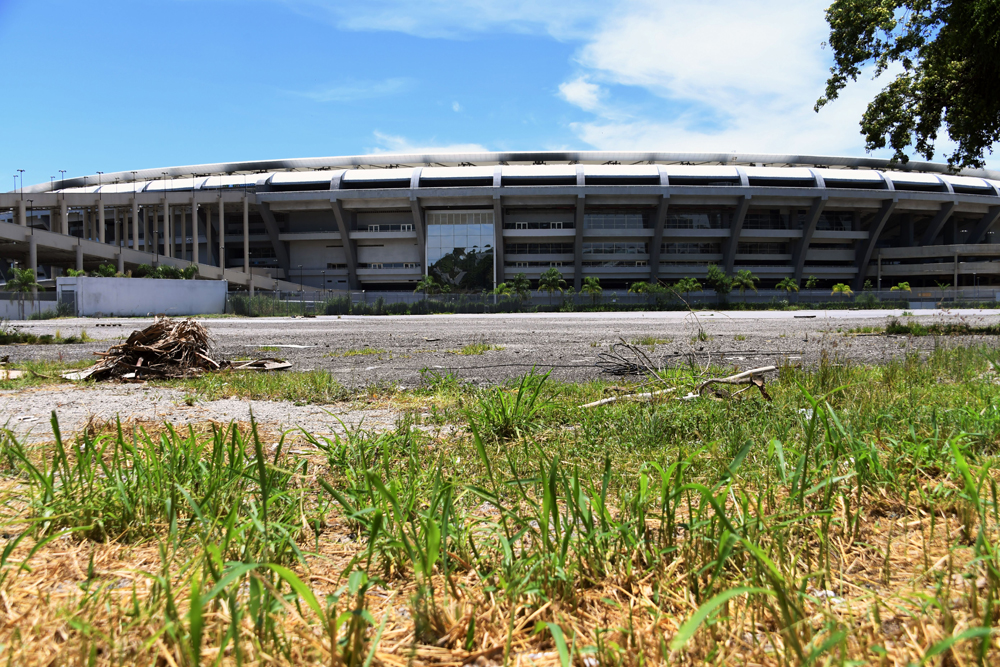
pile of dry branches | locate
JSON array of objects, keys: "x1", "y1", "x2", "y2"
[{"x1": 77, "y1": 318, "x2": 221, "y2": 381}]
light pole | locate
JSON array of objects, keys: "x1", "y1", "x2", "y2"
[
  {"x1": 131, "y1": 171, "x2": 137, "y2": 194},
  {"x1": 59, "y1": 170, "x2": 66, "y2": 189},
  {"x1": 50, "y1": 176, "x2": 54, "y2": 190},
  {"x1": 17, "y1": 169, "x2": 24, "y2": 199},
  {"x1": 27, "y1": 199, "x2": 33, "y2": 233}
]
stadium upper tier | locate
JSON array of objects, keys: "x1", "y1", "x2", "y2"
[
  {"x1": 16, "y1": 151, "x2": 1000, "y2": 194},
  {"x1": 3, "y1": 151, "x2": 1000, "y2": 294}
]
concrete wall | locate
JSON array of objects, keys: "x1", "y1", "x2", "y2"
[
  {"x1": 57, "y1": 276, "x2": 228, "y2": 317},
  {"x1": 0, "y1": 298, "x2": 57, "y2": 320}
]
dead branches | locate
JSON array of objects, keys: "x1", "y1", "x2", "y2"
[
  {"x1": 695, "y1": 365, "x2": 777, "y2": 401},
  {"x1": 72, "y1": 318, "x2": 221, "y2": 381}
]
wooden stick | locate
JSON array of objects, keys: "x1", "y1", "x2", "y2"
[
  {"x1": 580, "y1": 387, "x2": 676, "y2": 408},
  {"x1": 696, "y1": 365, "x2": 777, "y2": 393}
]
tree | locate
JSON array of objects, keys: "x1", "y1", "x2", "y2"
[
  {"x1": 732, "y1": 269, "x2": 760, "y2": 303},
  {"x1": 805, "y1": 275, "x2": 819, "y2": 290},
  {"x1": 705, "y1": 264, "x2": 733, "y2": 303},
  {"x1": 94, "y1": 263, "x2": 118, "y2": 278},
  {"x1": 831, "y1": 283, "x2": 855, "y2": 299},
  {"x1": 537, "y1": 267, "x2": 567, "y2": 305},
  {"x1": 5, "y1": 268, "x2": 41, "y2": 320},
  {"x1": 65, "y1": 269, "x2": 86, "y2": 277},
  {"x1": 415, "y1": 274, "x2": 442, "y2": 297},
  {"x1": 890, "y1": 281, "x2": 912, "y2": 292},
  {"x1": 817, "y1": 0, "x2": 1000, "y2": 168},
  {"x1": 628, "y1": 281, "x2": 653, "y2": 294},
  {"x1": 776, "y1": 277, "x2": 799, "y2": 295},
  {"x1": 491, "y1": 282, "x2": 513, "y2": 297},
  {"x1": 674, "y1": 277, "x2": 702, "y2": 299},
  {"x1": 511, "y1": 273, "x2": 531, "y2": 300},
  {"x1": 580, "y1": 276, "x2": 603, "y2": 305}
]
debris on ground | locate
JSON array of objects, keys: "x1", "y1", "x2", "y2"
[
  {"x1": 696, "y1": 365, "x2": 776, "y2": 401},
  {"x1": 596, "y1": 342, "x2": 661, "y2": 376},
  {"x1": 63, "y1": 317, "x2": 292, "y2": 382}
]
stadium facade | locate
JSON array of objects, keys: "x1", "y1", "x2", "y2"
[{"x1": 2, "y1": 151, "x2": 1000, "y2": 293}]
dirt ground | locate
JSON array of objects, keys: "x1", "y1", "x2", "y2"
[{"x1": 6, "y1": 309, "x2": 1000, "y2": 388}]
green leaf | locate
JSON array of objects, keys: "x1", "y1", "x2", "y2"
[
  {"x1": 669, "y1": 587, "x2": 773, "y2": 652},
  {"x1": 546, "y1": 622, "x2": 571, "y2": 667},
  {"x1": 920, "y1": 627, "x2": 994, "y2": 665}
]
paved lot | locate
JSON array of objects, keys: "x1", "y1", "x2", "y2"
[{"x1": 6, "y1": 309, "x2": 1000, "y2": 387}]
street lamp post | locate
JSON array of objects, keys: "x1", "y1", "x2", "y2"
[
  {"x1": 59, "y1": 170, "x2": 66, "y2": 189},
  {"x1": 17, "y1": 169, "x2": 24, "y2": 199}
]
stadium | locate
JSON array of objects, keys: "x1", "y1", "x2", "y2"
[{"x1": 2, "y1": 151, "x2": 1000, "y2": 294}]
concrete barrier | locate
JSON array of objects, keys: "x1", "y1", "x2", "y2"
[{"x1": 56, "y1": 277, "x2": 227, "y2": 317}]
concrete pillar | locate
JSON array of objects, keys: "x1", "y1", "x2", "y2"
[
  {"x1": 181, "y1": 207, "x2": 187, "y2": 260},
  {"x1": 218, "y1": 198, "x2": 225, "y2": 270},
  {"x1": 17, "y1": 200, "x2": 25, "y2": 227},
  {"x1": 98, "y1": 202, "x2": 106, "y2": 244},
  {"x1": 131, "y1": 199, "x2": 139, "y2": 251},
  {"x1": 205, "y1": 205, "x2": 212, "y2": 266},
  {"x1": 28, "y1": 235, "x2": 37, "y2": 298},
  {"x1": 117, "y1": 251, "x2": 124, "y2": 274},
  {"x1": 82, "y1": 208, "x2": 89, "y2": 239},
  {"x1": 191, "y1": 199, "x2": 199, "y2": 265},
  {"x1": 47, "y1": 209, "x2": 55, "y2": 231},
  {"x1": 75, "y1": 242, "x2": 84, "y2": 271},
  {"x1": 243, "y1": 196, "x2": 249, "y2": 274},
  {"x1": 114, "y1": 208, "x2": 121, "y2": 247},
  {"x1": 143, "y1": 206, "x2": 151, "y2": 253},
  {"x1": 163, "y1": 201, "x2": 171, "y2": 258},
  {"x1": 573, "y1": 196, "x2": 585, "y2": 291},
  {"x1": 59, "y1": 199, "x2": 67, "y2": 234}
]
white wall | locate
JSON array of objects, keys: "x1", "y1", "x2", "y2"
[
  {"x1": 0, "y1": 299, "x2": 57, "y2": 320},
  {"x1": 57, "y1": 277, "x2": 227, "y2": 317}
]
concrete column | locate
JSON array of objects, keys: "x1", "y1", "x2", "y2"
[
  {"x1": 163, "y1": 200, "x2": 171, "y2": 258},
  {"x1": 877, "y1": 252, "x2": 882, "y2": 290},
  {"x1": 143, "y1": 206, "x2": 151, "y2": 253},
  {"x1": 47, "y1": 209, "x2": 55, "y2": 231},
  {"x1": 114, "y1": 208, "x2": 121, "y2": 247},
  {"x1": 59, "y1": 199, "x2": 68, "y2": 234},
  {"x1": 131, "y1": 199, "x2": 139, "y2": 251},
  {"x1": 28, "y1": 235, "x2": 37, "y2": 298},
  {"x1": 573, "y1": 196, "x2": 585, "y2": 291},
  {"x1": 98, "y1": 202, "x2": 106, "y2": 244},
  {"x1": 492, "y1": 197, "x2": 503, "y2": 285},
  {"x1": 204, "y1": 205, "x2": 212, "y2": 265},
  {"x1": 17, "y1": 200, "x2": 25, "y2": 227},
  {"x1": 191, "y1": 199, "x2": 199, "y2": 265},
  {"x1": 242, "y1": 196, "x2": 249, "y2": 274},
  {"x1": 75, "y1": 242, "x2": 84, "y2": 271},
  {"x1": 181, "y1": 207, "x2": 187, "y2": 260},
  {"x1": 82, "y1": 208, "x2": 89, "y2": 239},
  {"x1": 117, "y1": 251, "x2": 124, "y2": 274},
  {"x1": 218, "y1": 199, "x2": 225, "y2": 270},
  {"x1": 954, "y1": 252, "x2": 959, "y2": 288}
]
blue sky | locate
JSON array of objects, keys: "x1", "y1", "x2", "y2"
[{"x1": 2, "y1": 0, "x2": 995, "y2": 190}]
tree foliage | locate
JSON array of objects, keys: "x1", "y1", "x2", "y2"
[
  {"x1": 705, "y1": 264, "x2": 733, "y2": 299},
  {"x1": 817, "y1": 0, "x2": 1000, "y2": 168},
  {"x1": 537, "y1": 268, "x2": 567, "y2": 304},
  {"x1": 732, "y1": 269, "x2": 760, "y2": 302},
  {"x1": 580, "y1": 276, "x2": 603, "y2": 305},
  {"x1": 776, "y1": 277, "x2": 800, "y2": 294}
]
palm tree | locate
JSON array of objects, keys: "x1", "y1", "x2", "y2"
[
  {"x1": 492, "y1": 282, "x2": 513, "y2": 297},
  {"x1": 537, "y1": 267, "x2": 567, "y2": 305},
  {"x1": 831, "y1": 283, "x2": 854, "y2": 299},
  {"x1": 628, "y1": 281, "x2": 652, "y2": 294},
  {"x1": 732, "y1": 269, "x2": 759, "y2": 303},
  {"x1": 673, "y1": 277, "x2": 702, "y2": 300},
  {"x1": 5, "y1": 268, "x2": 41, "y2": 320},
  {"x1": 581, "y1": 276, "x2": 602, "y2": 306},
  {"x1": 414, "y1": 274, "x2": 441, "y2": 298},
  {"x1": 511, "y1": 273, "x2": 531, "y2": 301},
  {"x1": 890, "y1": 281, "x2": 911, "y2": 293},
  {"x1": 776, "y1": 277, "x2": 799, "y2": 295}
]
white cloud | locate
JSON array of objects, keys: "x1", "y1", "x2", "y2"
[
  {"x1": 368, "y1": 131, "x2": 489, "y2": 154},
  {"x1": 277, "y1": 0, "x2": 607, "y2": 40},
  {"x1": 557, "y1": 77, "x2": 603, "y2": 112},
  {"x1": 452, "y1": 101, "x2": 462, "y2": 112},
  {"x1": 288, "y1": 77, "x2": 413, "y2": 103}
]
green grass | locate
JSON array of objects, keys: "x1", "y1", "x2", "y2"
[
  {"x1": 456, "y1": 342, "x2": 504, "y2": 355},
  {"x1": 0, "y1": 321, "x2": 94, "y2": 345},
  {"x1": 631, "y1": 335, "x2": 672, "y2": 346},
  {"x1": 886, "y1": 317, "x2": 1000, "y2": 336},
  {"x1": 2, "y1": 345, "x2": 1000, "y2": 664},
  {"x1": 325, "y1": 346, "x2": 389, "y2": 358},
  {"x1": 158, "y1": 369, "x2": 351, "y2": 404}
]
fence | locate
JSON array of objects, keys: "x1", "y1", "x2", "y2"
[{"x1": 0, "y1": 291, "x2": 61, "y2": 320}]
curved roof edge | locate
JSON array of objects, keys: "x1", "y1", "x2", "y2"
[{"x1": 17, "y1": 150, "x2": 1000, "y2": 193}]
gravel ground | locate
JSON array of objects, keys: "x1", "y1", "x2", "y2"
[
  {"x1": 6, "y1": 309, "x2": 1000, "y2": 386},
  {"x1": 0, "y1": 383, "x2": 406, "y2": 444},
  {"x1": 5, "y1": 309, "x2": 1000, "y2": 441}
]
